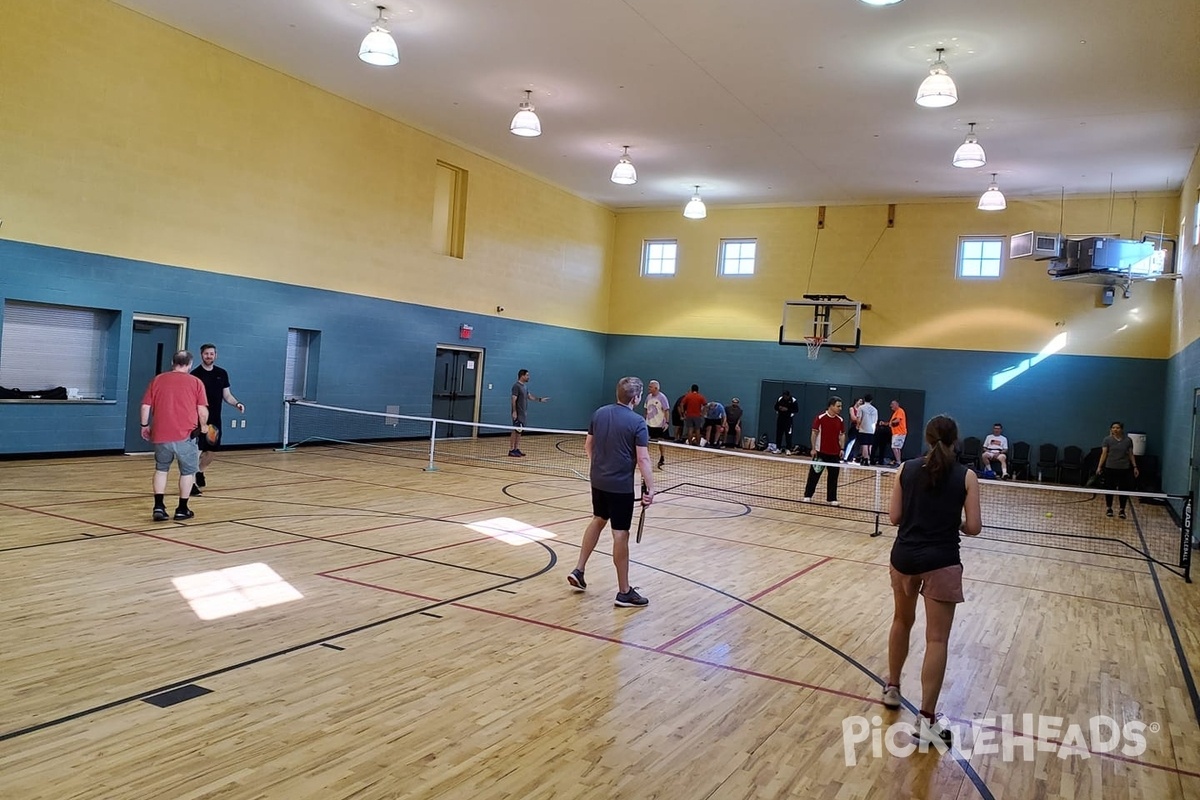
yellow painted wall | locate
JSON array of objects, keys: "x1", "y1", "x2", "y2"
[
  {"x1": 1171, "y1": 145, "x2": 1200, "y2": 356},
  {"x1": 0, "y1": 0, "x2": 613, "y2": 331},
  {"x1": 611, "y1": 195, "x2": 1178, "y2": 358}
]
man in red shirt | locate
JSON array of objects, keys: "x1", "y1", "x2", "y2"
[
  {"x1": 802, "y1": 396, "x2": 845, "y2": 505},
  {"x1": 140, "y1": 350, "x2": 209, "y2": 521},
  {"x1": 680, "y1": 384, "x2": 707, "y2": 445}
]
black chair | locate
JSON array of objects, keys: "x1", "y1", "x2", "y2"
[
  {"x1": 1058, "y1": 445, "x2": 1085, "y2": 485},
  {"x1": 1009, "y1": 441, "x2": 1031, "y2": 480},
  {"x1": 958, "y1": 436, "x2": 982, "y2": 469},
  {"x1": 1036, "y1": 443, "x2": 1059, "y2": 482}
]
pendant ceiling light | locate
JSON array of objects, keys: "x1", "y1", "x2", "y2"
[
  {"x1": 952, "y1": 122, "x2": 986, "y2": 169},
  {"x1": 359, "y1": 6, "x2": 399, "y2": 67},
  {"x1": 509, "y1": 90, "x2": 542, "y2": 137},
  {"x1": 610, "y1": 146, "x2": 637, "y2": 185},
  {"x1": 859, "y1": 0, "x2": 904, "y2": 5},
  {"x1": 916, "y1": 48, "x2": 957, "y2": 108},
  {"x1": 683, "y1": 186, "x2": 707, "y2": 219},
  {"x1": 978, "y1": 173, "x2": 1007, "y2": 211}
]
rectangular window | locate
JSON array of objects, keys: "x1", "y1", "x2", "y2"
[
  {"x1": 0, "y1": 301, "x2": 116, "y2": 397},
  {"x1": 432, "y1": 161, "x2": 468, "y2": 259},
  {"x1": 284, "y1": 328, "x2": 319, "y2": 400},
  {"x1": 958, "y1": 236, "x2": 1004, "y2": 278},
  {"x1": 719, "y1": 239, "x2": 757, "y2": 276},
  {"x1": 641, "y1": 239, "x2": 677, "y2": 276},
  {"x1": 1193, "y1": 188, "x2": 1200, "y2": 247}
]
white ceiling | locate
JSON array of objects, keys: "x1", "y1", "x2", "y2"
[{"x1": 111, "y1": 0, "x2": 1200, "y2": 210}]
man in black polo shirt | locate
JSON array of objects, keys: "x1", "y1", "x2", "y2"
[{"x1": 190, "y1": 343, "x2": 245, "y2": 494}]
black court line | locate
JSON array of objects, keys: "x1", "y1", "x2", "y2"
[
  {"x1": 0, "y1": 544, "x2": 557, "y2": 742},
  {"x1": 618, "y1": 553, "x2": 996, "y2": 799},
  {"x1": 1133, "y1": 512, "x2": 1200, "y2": 728},
  {"x1": 320, "y1": 643, "x2": 345, "y2": 651}
]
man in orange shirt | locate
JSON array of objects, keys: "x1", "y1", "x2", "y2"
[{"x1": 889, "y1": 399, "x2": 908, "y2": 466}]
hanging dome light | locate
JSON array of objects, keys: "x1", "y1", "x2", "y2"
[
  {"x1": 610, "y1": 146, "x2": 637, "y2": 185},
  {"x1": 978, "y1": 173, "x2": 1007, "y2": 211},
  {"x1": 916, "y1": 48, "x2": 957, "y2": 108},
  {"x1": 509, "y1": 90, "x2": 542, "y2": 137},
  {"x1": 359, "y1": 6, "x2": 399, "y2": 67},
  {"x1": 859, "y1": 0, "x2": 904, "y2": 5},
  {"x1": 952, "y1": 122, "x2": 987, "y2": 168},
  {"x1": 683, "y1": 186, "x2": 707, "y2": 219}
]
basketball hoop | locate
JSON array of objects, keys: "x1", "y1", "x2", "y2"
[{"x1": 804, "y1": 335, "x2": 824, "y2": 360}]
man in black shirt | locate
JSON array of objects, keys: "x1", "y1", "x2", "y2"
[
  {"x1": 774, "y1": 390, "x2": 798, "y2": 452},
  {"x1": 191, "y1": 343, "x2": 245, "y2": 494}
]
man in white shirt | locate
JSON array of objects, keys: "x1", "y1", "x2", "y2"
[
  {"x1": 857, "y1": 394, "x2": 878, "y2": 465},
  {"x1": 980, "y1": 423, "x2": 1010, "y2": 479},
  {"x1": 643, "y1": 380, "x2": 671, "y2": 469}
]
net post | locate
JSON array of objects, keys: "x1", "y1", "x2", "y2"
[
  {"x1": 424, "y1": 420, "x2": 439, "y2": 472},
  {"x1": 1183, "y1": 492, "x2": 1193, "y2": 583},
  {"x1": 276, "y1": 398, "x2": 293, "y2": 452},
  {"x1": 870, "y1": 469, "x2": 883, "y2": 537}
]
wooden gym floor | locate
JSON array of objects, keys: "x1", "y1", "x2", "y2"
[{"x1": 0, "y1": 444, "x2": 1198, "y2": 799}]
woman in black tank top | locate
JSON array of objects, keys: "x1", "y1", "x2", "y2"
[{"x1": 881, "y1": 414, "x2": 982, "y2": 746}]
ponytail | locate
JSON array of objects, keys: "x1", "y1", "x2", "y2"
[{"x1": 919, "y1": 414, "x2": 959, "y2": 490}]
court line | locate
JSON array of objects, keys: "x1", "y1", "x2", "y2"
[
  {"x1": 655, "y1": 557, "x2": 834, "y2": 651},
  {"x1": 0, "y1": 544, "x2": 560, "y2": 743}
]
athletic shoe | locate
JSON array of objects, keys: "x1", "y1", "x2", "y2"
[
  {"x1": 508, "y1": 449, "x2": 521, "y2": 457},
  {"x1": 153, "y1": 507, "x2": 169, "y2": 522},
  {"x1": 882, "y1": 684, "x2": 901, "y2": 710},
  {"x1": 828, "y1": 500, "x2": 840, "y2": 506},
  {"x1": 1106, "y1": 508, "x2": 1114, "y2": 517},
  {"x1": 801, "y1": 497, "x2": 812, "y2": 503},
  {"x1": 567, "y1": 569, "x2": 587, "y2": 592},
  {"x1": 173, "y1": 508, "x2": 195, "y2": 521},
  {"x1": 195, "y1": 472, "x2": 206, "y2": 488},
  {"x1": 514, "y1": 449, "x2": 526, "y2": 457},
  {"x1": 614, "y1": 587, "x2": 649, "y2": 608},
  {"x1": 1002, "y1": 473, "x2": 1010, "y2": 480},
  {"x1": 190, "y1": 485, "x2": 202, "y2": 497},
  {"x1": 916, "y1": 713, "x2": 953, "y2": 747},
  {"x1": 1119, "y1": 510, "x2": 1127, "y2": 520},
  {"x1": 657, "y1": 456, "x2": 665, "y2": 469}
]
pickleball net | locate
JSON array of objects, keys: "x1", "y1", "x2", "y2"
[{"x1": 282, "y1": 400, "x2": 1193, "y2": 580}]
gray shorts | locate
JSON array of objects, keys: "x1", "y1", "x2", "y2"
[{"x1": 155, "y1": 439, "x2": 200, "y2": 476}]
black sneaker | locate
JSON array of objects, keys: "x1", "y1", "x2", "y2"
[
  {"x1": 1106, "y1": 508, "x2": 1114, "y2": 517},
  {"x1": 190, "y1": 485, "x2": 203, "y2": 497},
  {"x1": 195, "y1": 472, "x2": 206, "y2": 488},
  {"x1": 153, "y1": 507, "x2": 169, "y2": 522},
  {"x1": 567, "y1": 569, "x2": 587, "y2": 592},
  {"x1": 656, "y1": 456, "x2": 665, "y2": 469},
  {"x1": 173, "y1": 508, "x2": 195, "y2": 521},
  {"x1": 615, "y1": 587, "x2": 648, "y2": 608},
  {"x1": 1119, "y1": 510, "x2": 1127, "y2": 519},
  {"x1": 508, "y1": 449, "x2": 521, "y2": 457}
]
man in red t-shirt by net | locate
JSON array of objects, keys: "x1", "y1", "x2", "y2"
[
  {"x1": 802, "y1": 396, "x2": 845, "y2": 506},
  {"x1": 140, "y1": 350, "x2": 209, "y2": 521}
]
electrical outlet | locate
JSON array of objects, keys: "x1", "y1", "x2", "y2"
[
  {"x1": 230, "y1": 419, "x2": 237, "y2": 428},
  {"x1": 241, "y1": 419, "x2": 246, "y2": 428}
]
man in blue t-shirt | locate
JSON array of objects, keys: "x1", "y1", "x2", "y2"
[{"x1": 567, "y1": 376, "x2": 656, "y2": 608}]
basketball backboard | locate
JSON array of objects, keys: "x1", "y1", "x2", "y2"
[{"x1": 779, "y1": 295, "x2": 863, "y2": 351}]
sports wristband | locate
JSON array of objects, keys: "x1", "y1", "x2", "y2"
[{"x1": 141, "y1": 423, "x2": 150, "y2": 427}]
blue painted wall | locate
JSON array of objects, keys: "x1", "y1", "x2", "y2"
[
  {"x1": 1164, "y1": 338, "x2": 1200, "y2": 495},
  {"x1": 0, "y1": 241, "x2": 606, "y2": 454},
  {"x1": 604, "y1": 334, "x2": 1166, "y2": 463}
]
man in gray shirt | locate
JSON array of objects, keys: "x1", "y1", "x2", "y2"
[
  {"x1": 1096, "y1": 420, "x2": 1139, "y2": 519},
  {"x1": 567, "y1": 376, "x2": 656, "y2": 608},
  {"x1": 509, "y1": 368, "x2": 549, "y2": 457}
]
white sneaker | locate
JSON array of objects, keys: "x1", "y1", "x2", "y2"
[
  {"x1": 882, "y1": 684, "x2": 901, "y2": 709},
  {"x1": 828, "y1": 500, "x2": 840, "y2": 506},
  {"x1": 801, "y1": 497, "x2": 812, "y2": 503},
  {"x1": 916, "y1": 713, "x2": 953, "y2": 747}
]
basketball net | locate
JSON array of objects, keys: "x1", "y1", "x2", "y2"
[{"x1": 804, "y1": 336, "x2": 824, "y2": 360}]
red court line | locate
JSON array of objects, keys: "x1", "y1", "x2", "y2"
[
  {"x1": 0, "y1": 501, "x2": 134, "y2": 534},
  {"x1": 318, "y1": 573, "x2": 1198, "y2": 781},
  {"x1": 133, "y1": 530, "x2": 228, "y2": 553},
  {"x1": 655, "y1": 557, "x2": 834, "y2": 651}
]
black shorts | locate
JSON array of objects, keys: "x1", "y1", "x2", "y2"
[
  {"x1": 198, "y1": 421, "x2": 222, "y2": 452},
  {"x1": 591, "y1": 487, "x2": 635, "y2": 531},
  {"x1": 647, "y1": 425, "x2": 669, "y2": 440}
]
